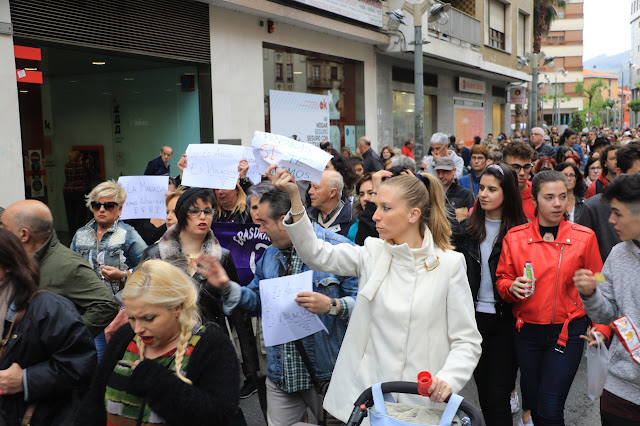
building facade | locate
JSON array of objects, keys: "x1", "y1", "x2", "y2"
[
  {"x1": 539, "y1": 0, "x2": 584, "y2": 127},
  {"x1": 377, "y1": 0, "x2": 532, "y2": 155}
]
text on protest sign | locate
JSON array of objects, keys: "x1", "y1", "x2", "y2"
[
  {"x1": 118, "y1": 176, "x2": 169, "y2": 220},
  {"x1": 181, "y1": 144, "x2": 245, "y2": 189},
  {"x1": 251, "y1": 131, "x2": 332, "y2": 183},
  {"x1": 259, "y1": 270, "x2": 328, "y2": 347}
]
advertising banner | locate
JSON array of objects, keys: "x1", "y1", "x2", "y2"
[
  {"x1": 269, "y1": 90, "x2": 330, "y2": 146},
  {"x1": 291, "y1": 0, "x2": 382, "y2": 27}
]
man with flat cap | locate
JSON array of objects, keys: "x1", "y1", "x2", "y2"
[{"x1": 1, "y1": 200, "x2": 118, "y2": 337}]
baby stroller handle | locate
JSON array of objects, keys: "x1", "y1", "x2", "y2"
[{"x1": 345, "y1": 382, "x2": 484, "y2": 426}]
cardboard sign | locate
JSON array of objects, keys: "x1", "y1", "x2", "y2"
[
  {"x1": 182, "y1": 144, "x2": 263, "y2": 189},
  {"x1": 118, "y1": 176, "x2": 169, "y2": 219},
  {"x1": 259, "y1": 271, "x2": 328, "y2": 347},
  {"x1": 251, "y1": 131, "x2": 332, "y2": 183}
]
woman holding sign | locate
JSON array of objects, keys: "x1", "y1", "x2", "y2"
[{"x1": 266, "y1": 164, "x2": 482, "y2": 422}]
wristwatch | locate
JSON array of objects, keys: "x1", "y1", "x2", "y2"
[{"x1": 328, "y1": 298, "x2": 340, "y2": 316}]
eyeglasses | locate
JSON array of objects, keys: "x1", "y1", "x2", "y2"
[
  {"x1": 187, "y1": 207, "x2": 215, "y2": 217},
  {"x1": 562, "y1": 173, "x2": 577, "y2": 179},
  {"x1": 589, "y1": 166, "x2": 602, "y2": 171},
  {"x1": 91, "y1": 201, "x2": 118, "y2": 211},
  {"x1": 509, "y1": 163, "x2": 533, "y2": 172}
]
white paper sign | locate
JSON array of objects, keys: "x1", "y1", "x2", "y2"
[
  {"x1": 118, "y1": 176, "x2": 169, "y2": 220},
  {"x1": 251, "y1": 131, "x2": 332, "y2": 183},
  {"x1": 259, "y1": 271, "x2": 328, "y2": 347},
  {"x1": 182, "y1": 144, "x2": 262, "y2": 189},
  {"x1": 269, "y1": 90, "x2": 330, "y2": 146}
]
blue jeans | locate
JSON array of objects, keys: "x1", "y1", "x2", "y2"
[
  {"x1": 514, "y1": 317, "x2": 587, "y2": 426},
  {"x1": 94, "y1": 330, "x2": 106, "y2": 362}
]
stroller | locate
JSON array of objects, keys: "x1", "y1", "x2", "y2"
[{"x1": 344, "y1": 373, "x2": 483, "y2": 426}]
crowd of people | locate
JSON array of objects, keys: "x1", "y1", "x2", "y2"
[{"x1": 0, "y1": 126, "x2": 638, "y2": 426}]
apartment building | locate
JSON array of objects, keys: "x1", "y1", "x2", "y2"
[
  {"x1": 538, "y1": 0, "x2": 584, "y2": 127},
  {"x1": 378, "y1": 0, "x2": 532, "y2": 150}
]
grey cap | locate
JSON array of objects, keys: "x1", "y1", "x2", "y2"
[{"x1": 433, "y1": 157, "x2": 456, "y2": 171}]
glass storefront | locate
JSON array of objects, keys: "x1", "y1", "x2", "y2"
[
  {"x1": 15, "y1": 43, "x2": 210, "y2": 234},
  {"x1": 262, "y1": 43, "x2": 365, "y2": 152},
  {"x1": 392, "y1": 91, "x2": 437, "y2": 152}
]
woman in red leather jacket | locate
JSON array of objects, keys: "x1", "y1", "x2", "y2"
[{"x1": 496, "y1": 170, "x2": 610, "y2": 426}]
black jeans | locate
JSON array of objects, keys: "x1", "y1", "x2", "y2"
[
  {"x1": 515, "y1": 317, "x2": 587, "y2": 426},
  {"x1": 473, "y1": 312, "x2": 518, "y2": 426},
  {"x1": 228, "y1": 310, "x2": 260, "y2": 377}
]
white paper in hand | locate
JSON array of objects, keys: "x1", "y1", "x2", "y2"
[
  {"x1": 259, "y1": 270, "x2": 328, "y2": 347},
  {"x1": 251, "y1": 131, "x2": 332, "y2": 183},
  {"x1": 118, "y1": 176, "x2": 169, "y2": 220},
  {"x1": 182, "y1": 144, "x2": 243, "y2": 189}
]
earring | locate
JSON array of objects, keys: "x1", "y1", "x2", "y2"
[{"x1": 409, "y1": 218, "x2": 414, "y2": 223}]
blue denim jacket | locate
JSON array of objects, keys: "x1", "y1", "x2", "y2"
[
  {"x1": 223, "y1": 223, "x2": 358, "y2": 386},
  {"x1": 71, "y1": 219, "x2": 147, "y2": 294}
]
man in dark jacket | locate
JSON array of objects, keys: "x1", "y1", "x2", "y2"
[
  {"x1": 307, "y1": 170, "x2": 355, "y2": 237},
  {"x1": 144, "y1": 145, "x2": 173, "y2": 176},
  {"x1": 357, "y1": 137, "x2": 382, "y2": 173},
  {"x1": 1, "y1": 200, "x2": 119, "y2": 337},
  {"x1": 434, "y1": 157, "x2": 474, "y2": 222}
]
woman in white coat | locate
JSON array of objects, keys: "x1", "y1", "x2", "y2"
[{"x1": 269, "y1": 166, "x2": 482, "y2": 422}]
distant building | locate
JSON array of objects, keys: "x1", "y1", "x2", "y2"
[
  {"x1": 630, "y1": 0, "x2": 640, "y2": 125},
  {"x1": 538, "y1": 0, "x2": 585, "y2": 127}
]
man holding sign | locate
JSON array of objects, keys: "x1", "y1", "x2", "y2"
[{"x1": 197, "y1": 188, "x2": 357, "y2": 426}]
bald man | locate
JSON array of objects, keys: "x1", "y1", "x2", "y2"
[
  {"x1": 144, "y1": 145, "x2": 173, "y2": 176},
  {"x1": 357, "y1": 136, "x2": 383, "y2": 174},
  {"x1": 307, "y1": 170, "x2": 355, "y2": 237},
  {"x1": 1, "y1": 200, "x2": 118, "y2": 337}
]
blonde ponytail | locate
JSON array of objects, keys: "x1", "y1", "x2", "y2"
[{"x1": 380, "y1": 174, "x2": 453, "y2": 251}]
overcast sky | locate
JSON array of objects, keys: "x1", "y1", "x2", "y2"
[{"x1": 583, "y1": 0, "x2": 631, "y2": 60}]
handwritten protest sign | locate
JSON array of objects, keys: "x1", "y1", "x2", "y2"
[
  {"x1": 181, "y1": 144, "x2": 244, "y2": 189},
  {"x1": 242, "y1": 146, "x2": 263, "y2": 184},
  {"x1": 118, "y1": 176, "x2": 169, "y2": 220},
  {"x1": 259, "y1": 270, "x2": 328, "y2": 347},
  {"x1": 251, "y1": 131, "x2": 332, "y2": 183}
]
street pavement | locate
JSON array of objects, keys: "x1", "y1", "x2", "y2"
[{"x1": 239, "y1": 348, "x2": 602, "y2": 425}]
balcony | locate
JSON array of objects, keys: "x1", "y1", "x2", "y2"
[
  {"x1": 307, "y1": 78, "x2": 343, "y2": 89},
  {"x1": 426, "y1": 6, "x2": 481, "y2": 49}
]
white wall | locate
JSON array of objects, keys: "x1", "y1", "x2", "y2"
[
  {"x1": 0, "y1": 0, "x2": 25, "y2": 205},
  {"x1": 209, "y1": 6, "x2": 379, "y2": 148}
]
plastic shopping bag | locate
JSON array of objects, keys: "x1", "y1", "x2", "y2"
[{"x1": 586, "y1": 331, "x2": 609, "y2": 400}]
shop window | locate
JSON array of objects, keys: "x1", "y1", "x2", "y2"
[
  {"x1": 392, "y1": 91, "x2": 436, "y2": 149},
  {"x1": 263, "y1": 43, "x2": 365, "y2": 150}
]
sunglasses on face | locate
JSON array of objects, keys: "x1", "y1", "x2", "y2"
[{"x1": 91, "y1": 201, "x2": 118, "y2": 211}]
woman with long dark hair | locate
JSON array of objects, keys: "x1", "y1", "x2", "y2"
[
  {"x1": 558, "y1": 129, "x2": 587, "y2": 168},
  {"x1": 0, "y1": 230, "x2": 96, "y2": 425},
  {"x1": 458, "y1": 164, "x2": 527, "y2": 426},
  {"x1": 555, "y1": 162, "x2": 585, "y2": 222},
  {"x1": 497, "y1": 171, "x2": 609, "y2": 426}
]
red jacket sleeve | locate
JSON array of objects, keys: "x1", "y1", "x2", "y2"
[
  {"x1": 585, "y1": 181, "x2": 596, "y2": 199},
  {"x1": 583, "y1": 230, "x2": 604, "y2": 273},
  {"x1": 496, "y1": 231, "x2": 519, "y2": 303}
]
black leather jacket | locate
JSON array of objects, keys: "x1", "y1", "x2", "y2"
[
  {"x1": 456, "y1": 226, "x2": 512, "y2": 318},
  {"x1": 0, "y1": 292, "x2": 96, "y2": 425}
]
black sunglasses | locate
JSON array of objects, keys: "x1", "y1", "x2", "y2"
[{"x1": 91, "y1": 201, "x2": 118, "y2": 211}]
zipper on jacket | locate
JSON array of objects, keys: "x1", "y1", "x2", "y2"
[{"x1": 551, "y1": 245, "x2": 564, "y2": 323}]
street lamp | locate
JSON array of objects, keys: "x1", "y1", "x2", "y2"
[
  {"x1": 387, "y1": 0, "x2": 450, "y2": 160},
  {"x1": 552, "y1": 67, "x2": 568, "y2": 126},
  {"x1": 621, "y1": 61, "x2": 635, "y2": 130},
  {"x1": 517, "y1": 53, "x2": 555, "y2": 131}
]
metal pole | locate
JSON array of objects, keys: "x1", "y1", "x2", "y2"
[
  {"x1": 528, "y1": 53, "x2": 539, "y2": 131},
  {"x1": 621, "y1": 66, "x2": 625, "y2": 130},
  {"x1": 414, "y1": 4, "x2": 425, "y2": 160},
  {"x1": 554, "y1": 72, "x2": 559, "y2": 126}
]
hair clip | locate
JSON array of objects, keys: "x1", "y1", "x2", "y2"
[{"x1": 487, "y1": 164, "x2": 504, "y2": 175}]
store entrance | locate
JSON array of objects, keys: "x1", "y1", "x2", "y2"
[{"x1": 15, "y1": 44, "x2": 208, "y2": 237}]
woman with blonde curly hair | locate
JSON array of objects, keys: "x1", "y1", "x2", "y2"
[{"x1": 76, "y1": 259, "x2": 240, "y2": 425}]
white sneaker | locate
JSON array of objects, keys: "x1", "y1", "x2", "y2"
[
  {"x1": 517, "y1": 417, "x2": 534, "y2": 426},
  {"x1": 510, "y1": 391, "x2": 520, "y2": 414}
]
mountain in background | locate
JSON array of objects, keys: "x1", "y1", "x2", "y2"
[{"x1": 584, "y1": 50, "x2": 632, "y2": 84}]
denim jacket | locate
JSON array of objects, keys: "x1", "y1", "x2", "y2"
[
  {"x1": 223, "y1": 223, "x2": 358, "y2": 385},
  {"x1": 71, "y1": 219, "x2": 147, "y2": 294}
]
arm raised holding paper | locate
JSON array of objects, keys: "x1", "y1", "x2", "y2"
[{"x1": 198, "y1": 175, "x2": 358, "y2": 424}]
